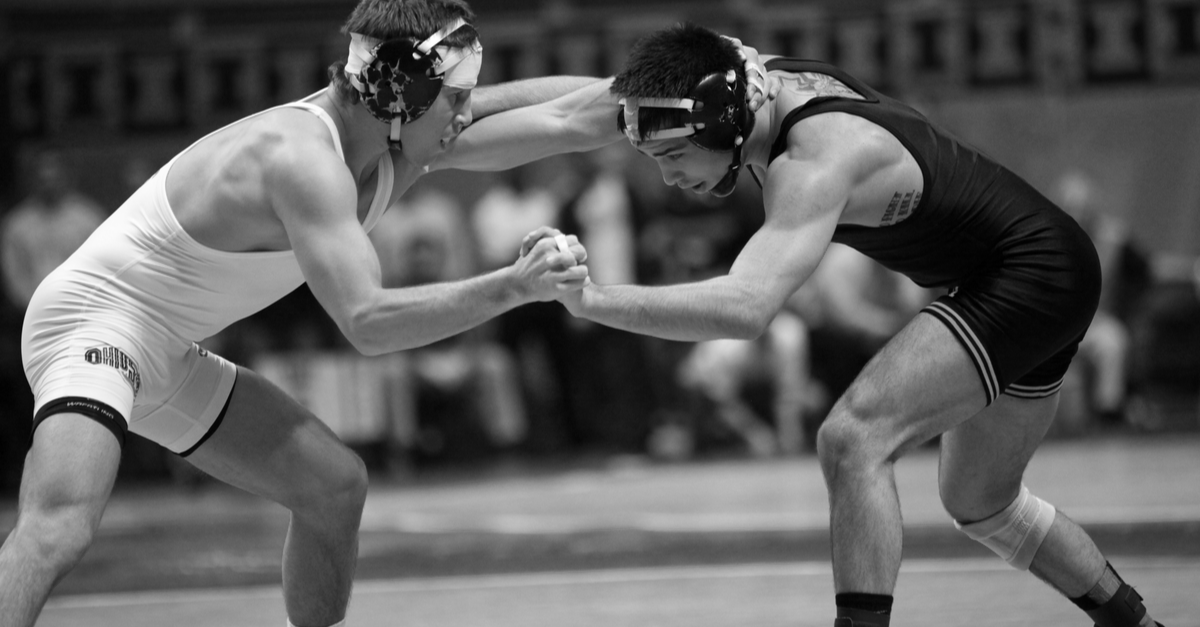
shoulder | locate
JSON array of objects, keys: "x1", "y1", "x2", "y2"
[
  {"x1": 254, "y1": 110, "x2": 354, "y2": 203},
  {"x1": 774, "y1": 110, "x2": 905, "y2": 179}
]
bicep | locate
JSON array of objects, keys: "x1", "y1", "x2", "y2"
[{"x1": 270, "y1": 161, "x2": 382, "y2": 330}]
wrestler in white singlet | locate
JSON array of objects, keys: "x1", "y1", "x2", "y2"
[{"x1": 21, "y1": 96, "x2": 394, "y2": 455}]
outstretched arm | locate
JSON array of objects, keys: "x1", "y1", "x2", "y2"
[
  {"x1": 430, "y1": 77, "x2": 622, "y2": 172},
  {"x1": 471, "y1": 75, "x2": 603, "y2": 119},
  {"x1": 560, "y1": 164, "x2": 846, "y2": 342},
  {"x1": 269, "y1": 137, "x2": 588, "y2": 355},
  {"x1": 436, "y1": 37, "x2": 779, "y2": 173},
  {"x1": 556, "y1": 120, "x2": 885, "y2": 342}
]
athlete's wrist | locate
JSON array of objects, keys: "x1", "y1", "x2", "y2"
[{"x1": 495, "y1": 265, "x2": 535, "y2": 307}]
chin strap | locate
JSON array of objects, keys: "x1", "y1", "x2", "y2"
[
  {"x1": 709, "y1": 140, "x2": 744, "y2": 198},
  {"x1": 388, "y1": 118, "x2": 403, "y2": 150}
]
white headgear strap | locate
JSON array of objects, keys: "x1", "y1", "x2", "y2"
[
  {"x1": 344, "y1": 17, "x2": 479, "y2": 91},
  {"x1": 618, "y1": 97, "x2": 702, "y2": 144},
  {"x1": 436, "y1": 39, "x2": 483, "y2": 90},
  {"x1": 345, "y1": 33, "x2": 380, "y2": 90}
]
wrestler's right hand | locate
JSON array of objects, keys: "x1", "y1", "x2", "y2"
[{"x1": 511, "y1": 227, "x2": 589, "y2": 302}]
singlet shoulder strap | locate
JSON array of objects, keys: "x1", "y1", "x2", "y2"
[
  {"x1": 749, "y1": 58, "x2": 881, "y2": 190},
  {"x1": 295, "y1": 91, "x2": 394, "y2": 232},
  {"x1": 765, "y1": 58, "x2": 881, "y2": 165},
  {"x1": 163, "y1": 91, "x2": 346, "y2": 174},
  {"x1": 290, "y1": 92, "x2": 345, "y2": 163},
  {"x1": 361, "y1": 155, "x2": 393, "y2": 232}
]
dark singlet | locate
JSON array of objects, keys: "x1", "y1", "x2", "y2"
[
  {"x1": 754, "y1": 58, "x2": 1101, "y2": 403},
  {"x1": 756, "y1": 58, "x2": 1081, "y2": 290}
]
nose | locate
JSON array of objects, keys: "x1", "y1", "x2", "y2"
[{"x1": 661, "y1": 166, "x2": 684, "y2": 186}]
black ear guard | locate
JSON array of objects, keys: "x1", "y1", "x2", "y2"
[
  {"x1": 346, "y1": 17, "x2": 472, "y2": 147},
  {"x1": 617, "y1": 71, "x2": 750, "y2": 151},
  {"x1": 358, "y1": 38, "x2": 446, "y2": 129},
  {"x1": 617, "y1": 71, "x2": 753, "y2": 196}
]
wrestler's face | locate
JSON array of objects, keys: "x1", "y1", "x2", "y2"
[
  {"x1": 634, "y1": 138, "x2": 731, "y2": 195},
  {"x1": 398, "y1": 87, "x2": 473, "y2": 166}
]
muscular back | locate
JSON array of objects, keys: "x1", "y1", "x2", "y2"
[{"x1": 167, "y1": 107, "x2": 377, "y2": 254}]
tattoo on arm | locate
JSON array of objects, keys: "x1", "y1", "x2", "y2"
[
  {"x1": 780, "y1": 72, "x2": 866, "y2": 100},
  {"x1": 881, "y1": 190, "x2": 921, "y2": 226}
]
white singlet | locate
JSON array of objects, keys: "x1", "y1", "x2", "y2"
[{"x1": 21, "y1": 94, "x2": 395, "y2": 454}]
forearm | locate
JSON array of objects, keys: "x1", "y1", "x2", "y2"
[
  {"x1": 472, "y1": 75, "x2": 603, "y2": 119},
  {"x1": 351, "y1": 267, "x2": 529, "y2": 355},
  {"x1": 437, "y1": 78, "x2": 621, "y2": 172},
  {"x1": 576, "y1": 278, "x2": 767, "y2": 342}
]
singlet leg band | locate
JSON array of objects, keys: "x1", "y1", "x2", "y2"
[{"x1": 31, "y1": 396, "x2": 128, "y2": 449}]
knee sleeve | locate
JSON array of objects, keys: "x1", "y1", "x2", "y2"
[{"x1": 954, "y1": 484, "x2": 1056, "y2": 570}]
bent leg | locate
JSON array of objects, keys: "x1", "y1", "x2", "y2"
[
  {"x1": 940, "y1": 393, "x2": 1104, "y2": 594},
  {"x1": 817, "y1": 312, "x2": 986, "y2": 595},
  {"x1": 184, "y1": 366, "x2": 368, "y2": 627},
  {"x1": 941, "y1": 394, "x2": 1162, "y2": 626},
  {"x1": 0, "y1": 414, "x2": 122, "y2": 627},
  {"x1": 948, "y1": 396, "x2": 1120, "y2": 593}
]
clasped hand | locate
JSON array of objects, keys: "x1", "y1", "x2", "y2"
[{"x1": 514, "y1": 226, "x2": 589, "y2": 302}]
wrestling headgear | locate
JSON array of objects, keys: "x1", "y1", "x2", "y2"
[
  {"x1": 345, "y1": 17, "x2": 482, "y2": 147},
  {"x1": 617, "y1": 71, "x2": 753, "y2": 197}
]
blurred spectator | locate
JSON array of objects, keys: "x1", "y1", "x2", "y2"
[
  {"x1": 1123, "y1": 255, "x2": 1200, "y2": 432},
  {"x1": 1, "y1": 149, "x2": 106, "y2": 309},
  {"x1": 0, "y1": 149, "x2": 105, "y2": 490},
  {"x1": 373, "y1": 188, "x2": 526, "y2": 467},
  {"x1": 672, "y1": 311, "x2": 812, "y2": 458},
  {"x1": 470, "y1": 160, "x2": 581, "y2": 455},
  {"x1": 1053, "y1": 171, "x2": 1152, "y2": 429},
  {"x1": 626, "y1": 168, "x2": 780, "y2": 460},
  {"x1": 471, "y1": 160, "x2": 579, "y2": 271},
  {"x1": 554, "y1": 148, "x2": 656, "y2": 454},
  {"x1": 570, "y1": 144, "x2": 637, "y2": 286},
  {"x1": 786, "y1": 243, "x2": 935, "y2": 440}
]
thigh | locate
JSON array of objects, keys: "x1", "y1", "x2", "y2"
[
  {"x1": 182, "y1": 366, "x2": 361, "y2": 509},
  {"x1": 18, "y1": 414, "x2": 121, "y2": 526},
  {"x1": 831, "y1": 311, "x2": 987, "y2": 457},
  {"x1": 938, "y1": 393, "x2": 1059, "y2": 520}
]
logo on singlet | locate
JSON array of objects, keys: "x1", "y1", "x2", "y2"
[{"x1": 84, "y1": 345, "x2": 142, "y2": 395}]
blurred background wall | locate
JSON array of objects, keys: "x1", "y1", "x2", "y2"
[{"x1": 2, "y1": 0, "x2": 1199, "y2": 261}]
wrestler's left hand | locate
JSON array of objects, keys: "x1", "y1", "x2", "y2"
[
  {"x1": 518, "y1": 226, "x2": 587, "y2": 265},
  {"x1": 511, "y1": 226, "x2": 588, "y2": 302},
  {"x1": 722, "y1": 35, "x2": 780, "y2": 111}
]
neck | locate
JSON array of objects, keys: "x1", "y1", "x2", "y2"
[
  {"x1": 741, "y1": 99, "x2": 778, "y2": 172},
  {"x1": 311, "y1": 89, "x2": 392, "y2": 186}
]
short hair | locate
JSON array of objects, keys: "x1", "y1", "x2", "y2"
[
  {"x1": 328, "y1": 0, "x2": 480, "y2": 104},
  {"x1": 610, "y1": 23, "x2": 745, "y2": 141}
]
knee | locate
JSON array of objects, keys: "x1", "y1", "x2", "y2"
[
  {"x1": 816, "y1": 405, "x2": 886, "y2": 481},
  {"x1": 952, "y1": 484, "x2": 1056, "y2": 570},
  {"x1": 290, "y1": 449, "x2": 369, "y2": 520},
  {"x1": 331, "y1": 453, "x2": 369, "y2": 511},
  {"x1": 939, "y1": 476, "x2": 1022, "y2": 523}
]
